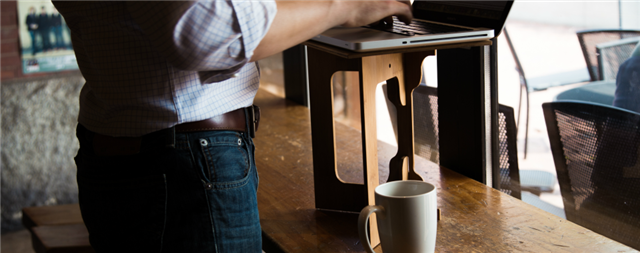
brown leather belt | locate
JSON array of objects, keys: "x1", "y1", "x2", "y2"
[
  {"x1": 91, "y1": 105, "x2": 260, "y2": 156},
  {"x1": 175, "y1": 106, "x2": 260, "y2": 135}
]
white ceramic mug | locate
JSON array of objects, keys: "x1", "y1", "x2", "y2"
[{"x1": 358, "y1": 180, "x2": 437, "y2": 253}]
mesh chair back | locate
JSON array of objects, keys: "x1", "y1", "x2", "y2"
[
  {"x1": 597, "y1": 37, "x2": 640, "y2": 81},
  {"x1": 410, "y1": 86, "x2": 521, "y2": 198},
  {"x1": 577, "y1": 29, "x2": 640, "y2": 81},
  {"x1": 496, "y1": 105, "x2": 521, "y2": 199},
  {"x1": 413, "y1": 86, "x2": 440, "y2": 163},
  {"x1": 543, "y1": 101, "x2": 640, "y2": 250}
]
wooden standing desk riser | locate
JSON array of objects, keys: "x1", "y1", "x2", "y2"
[
  {"x1": 303, "y1": 40, "x2": 492, "y2": 246},
  {"x1": 252, "y1": 88, "x2": 636, "y2": 253}
]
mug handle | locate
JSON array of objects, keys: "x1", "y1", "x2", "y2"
[{"x1": 358, "y1": 205, "x2": 384, "y2": 253}]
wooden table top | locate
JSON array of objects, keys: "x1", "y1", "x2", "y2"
[{"x1": 252, "y1": 89, "x2": 636, "y2": 252}]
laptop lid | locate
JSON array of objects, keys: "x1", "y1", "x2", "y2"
[{"x1": 412, "y1": 1, "x2": 514, "y2": 36}]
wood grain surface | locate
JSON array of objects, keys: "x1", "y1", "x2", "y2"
[
  {"x1": 22, "y1": 204, "x2": 83, "y2": 229},
  {"x1": 253, "y1": 89, "x2": 637, "y2": 253},
  {"x1": 31, "y1": 224, "x2": 94, "y2": 253}
]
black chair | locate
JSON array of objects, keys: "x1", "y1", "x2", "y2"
[
  {"x1": 596, "y1": 37, "x2": 640, "y2": 81},
  {"x1": 386, "y1": 85, "x2": 522, "y2": 198},
  {"x1": 577, "y1": 29, "x2": 640, "y2": 81},
  {"x1": 495, "y1": 104, "x2": 521, "y2": 199},
  {"x1": 412, "y1": 85, "x2": 440, "y2": 164},
  {"x1": 543, "y1": 101, "x2": 640, "y2": 250}
]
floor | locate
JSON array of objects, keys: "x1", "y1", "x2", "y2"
[
  {"x1": 2, "y1": 229, "x2": 35, "y2": 253},
  {"x1": 1, "y1": 19, "x2": 594, "y2": 252}
]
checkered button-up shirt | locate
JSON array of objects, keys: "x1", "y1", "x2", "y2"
[{"x1": 54, "y1": 1, "x2": 277, "y2": 137}]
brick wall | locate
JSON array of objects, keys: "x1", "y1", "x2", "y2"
[
  {"x1": 1, "y1": 1, "x2": 20, "y2": 80},
  {"x1": 1, "y1": 1, "x2": 77, "y2": 82}
]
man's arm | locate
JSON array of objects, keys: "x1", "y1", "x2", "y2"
[
  {"x1": 126, "y1": 1, "x2": 410, "y2": 71},
  {"x1": 251, "y1": 0, "x2": 412, "y2": 62}
]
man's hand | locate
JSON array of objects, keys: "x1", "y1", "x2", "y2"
[
  {"x1": 336, "y1": 0, "x2": 412, "y2": 27},
  {"x1": 251, "y1": 0, "x2": 413, "y2": 62}
]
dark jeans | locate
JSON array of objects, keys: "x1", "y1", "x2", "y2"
[
  {"x1": 52, "y1": 26, "x2": 64, "y2": 48},
  {"x1": 28, "y1": 30, "x2": 37, "y2": 55},
  {"x1": 75, "y1": 124, "x2": 261, "y2": 252},
  {"x1": 38, "y1": 29, "x2": 51, "y2": 51}
]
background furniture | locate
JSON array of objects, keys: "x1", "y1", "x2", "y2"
[
  {"x1": 496, "y1": 104, "x2": 522, "y2": 199},
  {"x1": 411, "y1": 85, "x2": 440, "y2": 165},
  {"x1": 385, "y1": 85, "x2": 522, "y2": 199},
  {"x1": 596, "y1": 37, "x2": 640, "y2": 81},
  {"x1": 554, "y1": 80, "x2": 616, "y2": 105},
  {"x1": 22, "y1": 204, "x2": 93, "y2": 253},
  {"x1": 552, "y1": 38, "x2": 637, "y2": 106},
  {"x1": 253, "y1": 89, "x2": 636, "y2": 252},
  {"x1": 577, "y1": 29, "x2": 640, "y2": 81},
  {"x1": 503, "y1": 28, "x2": 531, "y2": 158},
  {"x1": 543, "y1": 101, "x2": 640, "y2": 250}
]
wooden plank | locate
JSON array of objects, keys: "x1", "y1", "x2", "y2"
[
  {"x1": 437, "y1": 46, "x2": 488, "y2": 184},
  {"x1": 31, "y1": 224, "x2": 94, "y2": 253},
  {"x1": 283, "y1": 45, "x2": 309, "y2": 106},
  {"x1": 306, "y1": 46, "x2": 368, "y2": 213},
  {"x1": 22, "y1": 204, "x2": 83, "y2": 230},
  {"x1": 253, "y1": 88, "x2": 636, "y2": 252},
  {"x1": 359, "y1": 53, "x2": 407, "y2": 246}
]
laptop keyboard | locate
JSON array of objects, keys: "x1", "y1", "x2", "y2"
[{"x1": 367, "y1": 16, "x2": 472, "y2": 36}]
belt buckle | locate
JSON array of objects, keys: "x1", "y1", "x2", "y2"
[{"x1": 248, "y1": 105, "x2": 260, "y2": 138}]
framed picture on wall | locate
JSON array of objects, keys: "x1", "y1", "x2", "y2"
[{"x1": 17, "y1": 0, "x2": 78, "y2": 74}]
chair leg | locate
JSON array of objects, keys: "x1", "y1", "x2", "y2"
[{"x1": 523, "y1": 85, "x2": 530, "y2": 159}]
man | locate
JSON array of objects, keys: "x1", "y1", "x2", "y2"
[
  {"x1": 50, "y1": 7, "x2": 65, "y2": 50},
  {"x1": 52, "y1": 1, "x2": 411, "y2": 252},
  {"x1": 37, "y1": 6, "x2": 52, "y2": 52},
  {"x1": 25, "y1": 6, "x2": 39, "y2": 55}
]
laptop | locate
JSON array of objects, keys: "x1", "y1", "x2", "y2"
[{"x1": 311, "y1": 1, "x2": 514, "y2": 52}]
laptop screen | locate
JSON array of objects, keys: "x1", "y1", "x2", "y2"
[{"x1": 413, "y1": 1, "x2": 513, "y2": 36}]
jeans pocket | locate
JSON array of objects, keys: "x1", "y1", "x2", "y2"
[
  {"x1": 206, "y1": 162, "x2": 261, "y2": 253},
  {"x1": 77, "y1": 173, "x2": 167, "y2": 252},
  {"x1": 199, "y1": 135, "x2": 251, "y2": 189}
]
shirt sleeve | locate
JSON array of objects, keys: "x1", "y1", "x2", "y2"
[{"x1": 126, "y1": 0, "x2": 277, "y2": 81}]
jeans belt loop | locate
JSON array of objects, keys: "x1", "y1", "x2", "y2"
[{"x1": 248, "y1": 105, "x2": 261, "y2": 138}]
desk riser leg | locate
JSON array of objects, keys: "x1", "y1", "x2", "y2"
[
  {"x1": 360, "y1": 53, "x2": 410, "y2": 247},
  {"x1": 437, "y1": 47, "x2": 489, "y2": 184},
  {"x1": 307, "y1": 47, "x2": 368, "y2": 212}
]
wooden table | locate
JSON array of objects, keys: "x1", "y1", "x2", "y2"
[{"x1": 252, "y1": 88, "x2": 637, "y2": 252}]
